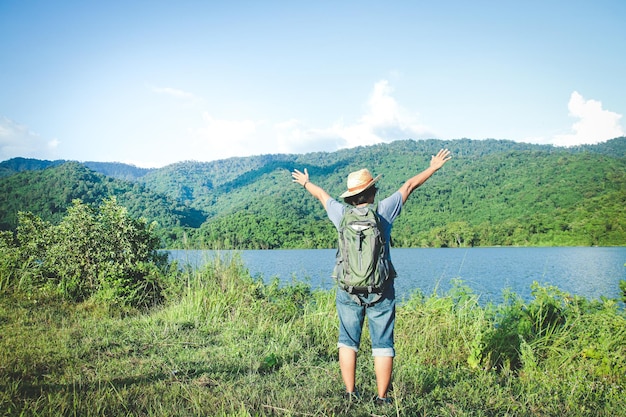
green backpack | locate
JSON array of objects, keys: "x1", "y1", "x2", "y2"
[{"x1": 332, "y1": 204, "x2": 395, "y2": 306}]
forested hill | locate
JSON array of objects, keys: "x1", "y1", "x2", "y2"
[
  {"x1": 0, "y1": 157, "x2": 154, "y2": 180},
  {"x1": 0, "y1": 162, "x2": 205, "y2": 231},
  {"x1": 1, "y1": 137, "x2": 625, "y2": 248}
]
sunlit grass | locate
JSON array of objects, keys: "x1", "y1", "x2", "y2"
[{"x1": 1, "y1": 256, "x2": 625, "y2": 416}]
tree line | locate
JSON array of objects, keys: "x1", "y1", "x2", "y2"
[{"x1": 1, "y1": 137, "x2": 625, "y2": 249}]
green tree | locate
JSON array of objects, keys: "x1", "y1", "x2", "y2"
[{"x1": 14, "y1": 198, "x2": 168, "y2": 307}]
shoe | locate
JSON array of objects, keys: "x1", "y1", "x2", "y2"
[
  {"x1": 343, "y1": 388, "x2": 361, "y2": 402},
  {"x1": 373, "y1": 395, "x2": 393, "y2": 406}
]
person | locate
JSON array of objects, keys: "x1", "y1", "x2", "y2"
[{"x1": 291, "y1": 148, "x2": 452, "y2": 404}]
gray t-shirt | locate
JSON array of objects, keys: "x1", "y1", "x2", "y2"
[{"x1": 325, "y1": 191, "x2": 403, "y2": 261}]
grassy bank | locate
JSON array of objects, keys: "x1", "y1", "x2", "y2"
[{"x1": 1, "y1": 255, "x2": 625, "y2": 416}]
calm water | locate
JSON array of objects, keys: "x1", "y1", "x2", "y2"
[{"x1": 167, "y1": 247, "x2": 626, "y2": 304}]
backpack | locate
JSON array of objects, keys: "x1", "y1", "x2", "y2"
[{"x1": 332, "y1": 204, "x2": 395, "y2": 306}]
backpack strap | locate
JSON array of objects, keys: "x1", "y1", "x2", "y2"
[
  {"x1": 343, "y1": 277, "x2": 388, "y2": 307},
  {"x1": 348, "y1": 291, "x2": 383, "y2": 307}
]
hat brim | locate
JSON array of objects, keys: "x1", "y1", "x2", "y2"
[{"x1": 339, "y1": 175, "x2": 381, "y2": 198}]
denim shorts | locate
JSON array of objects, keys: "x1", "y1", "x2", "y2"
[{"x1": 335, "y1": 282, "x2": 395, "y2": 357}]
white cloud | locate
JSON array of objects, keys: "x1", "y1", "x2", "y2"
[
  {"x1": 188, "y1": 112, "x2": 262, "y2": 160},
  {"x1": 274, "y1": 119, "x2": 346, "y2": 154},
  {"x1": 150, "y1": 85, "x2": 199, "y2": 101},
  {"x1": 356, "y1": 79, "x2": 435, "y2": 145},
  {"x1": 0, "y1": 117, "x2": 59, "y2": 161},
  {"x1": 272, "y1": 79, "x2": 436, "y2": 155},
  {"x1": 185, "y1": 79, "x2": 435, "y2": 160},
  {"x1": 527, "y1": 92, "x2": 624, "y2": 147},
  {"x1": 554, "y1": 92, "x2": 623, "y2": 146}
]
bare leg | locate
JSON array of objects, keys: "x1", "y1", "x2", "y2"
[
  {"x1": 374, "y1": 356, "x2": 393, "y2": 398},
  {"x1": 338, "y1": 347, "x2": 357, "y2": 392}
]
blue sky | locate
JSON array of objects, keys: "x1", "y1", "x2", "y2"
[{"x1": 1, "y1": 1, "x2": 624, "y2": 167}]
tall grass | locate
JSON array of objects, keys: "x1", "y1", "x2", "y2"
[{"x1": 1, "y1": 255, "x2": 624, "y2": 416}]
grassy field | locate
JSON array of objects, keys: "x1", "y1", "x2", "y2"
[{"x1": 1, "y1": 255, "x2": 625, "y2": 416}]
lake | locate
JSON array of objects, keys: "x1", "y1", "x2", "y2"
[{"x1": 167, "y1": 247, "x2": 626, "y2": 304}]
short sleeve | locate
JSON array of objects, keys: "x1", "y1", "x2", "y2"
[
  {"x1": 377, "y1": 191, "x2": 403, "y2": 224},
  {"x1": 325, "y1": 197, "x2": 345, "y2": 229}
]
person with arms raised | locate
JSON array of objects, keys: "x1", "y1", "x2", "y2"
[{"x1": 291, "y1": 148, "x2": 452, "y2": 405}]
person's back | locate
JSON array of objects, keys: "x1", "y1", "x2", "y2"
[{"x1": 291, "y1": 148, "x2": 451, "y2": 404}]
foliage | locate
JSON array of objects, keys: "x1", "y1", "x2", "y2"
[
  {"x1": 0, "y1": 231, "x2": 21, "y2": 292},
  {"x1": 0, "y1": 161, "x2": 204, "y2": 231},
  {"x1": 0, "y1": 156, "x2": 153, "y2": 180},
  {"x1": 176, "y1": 138, "x2": 626, "y2": 249},
  {"x1": 1, "y1": 256, "x2": 624, "y2": 416},
  {"x1": 0, "y1": 156, "x2": 65, "y2": 177},
  {"x1": 2, "y1": 137, "x2": 626, "y2": 249},
  {"x1": 2, "y1": 198, "x2": 171, "y2": 308}
]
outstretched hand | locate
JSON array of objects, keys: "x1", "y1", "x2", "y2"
[
  {"x1": 291, "y1": 168, "x2": 309, "y2": 187},
  {"x1": 291, "y1": 168, "x2": 330, "y2": 208},
  {"x1": 430, "y1": 149, "x2": 452, "y2": 170}
]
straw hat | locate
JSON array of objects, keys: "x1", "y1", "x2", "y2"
[{"x1": 339, "y1": 168, "x2": 381, "y2": 198}]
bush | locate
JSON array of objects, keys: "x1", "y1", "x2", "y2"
[
  {"x1": 6, "y1": 198, "x2": 170, "y2": 308},
  {"x1": 0, "y1": 231, "x2": 19, "y2": 292}
]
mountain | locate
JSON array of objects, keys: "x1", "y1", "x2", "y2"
[
  {"x1": 163, "y1": 137, "x2": 626, "y2": 248},
  {"x1": 0, "y1": 157, "x2": 153, "y2": 180},
  {"x1": 0, "y1": 162, "x2": 205, "y2": 231},
  {"x1": 1, "y1": 137, "x2": 625, "y2": 248},
  {"x1": 0, "y1": 157, "x2": 65, "y2": 177}
]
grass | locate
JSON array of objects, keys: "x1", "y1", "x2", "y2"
[{"x1": 1, "y1": 255, "x2": 625, "y2": 416}]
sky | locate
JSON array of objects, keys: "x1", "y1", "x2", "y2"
[{"x1": 1, "y1": 1, "x2": 625, "y2": 168}]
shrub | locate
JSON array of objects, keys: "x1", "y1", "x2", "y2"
[
  {"x1": 0, "y1": 231, "x2": 19, "y2": 292},
  {"x1": 8, "y1": 198, "x2": 170, "y2": 307}
]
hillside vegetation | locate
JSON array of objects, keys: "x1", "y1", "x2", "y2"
[
  {"x1": 1, "y1": 181, "x2": 625, "y2": 416},
  {"x1": 0, "y1": 162, "x2": 205, "y2": 231},
  {"x1": 1, "y1": 137, "x2": 625, "y2": 248}
]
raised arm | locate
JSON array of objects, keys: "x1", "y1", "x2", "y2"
[
  {"x1": 291, "y1": 168, "x2": 332, "y2": 210},
  {"x1": 398, "y1": 148, "x2": 452, "y2": 203}
]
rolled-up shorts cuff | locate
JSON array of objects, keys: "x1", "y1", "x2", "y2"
[
  {"x1": 337, "y1": 343, "x2": 358, "y2": 353},
  {"x1": 372, "y1": 347, "x2": 395, "y2": 357}
]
